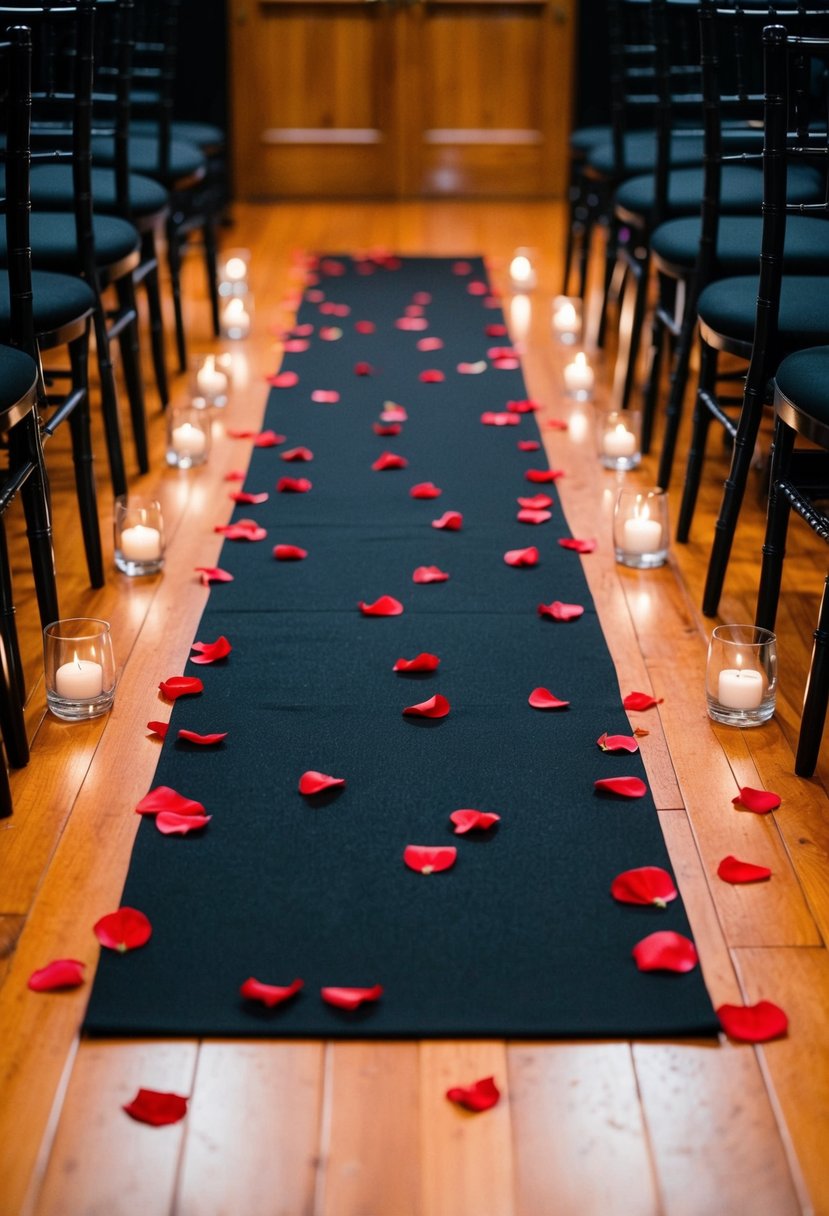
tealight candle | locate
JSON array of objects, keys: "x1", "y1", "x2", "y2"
[
  {"x1": 221, "y1": 296, "x2": 251, "y2": 339},
  {"x1": 172, "y1": 422, "x2": 207, "y2": 457},
  {"x1": 603, "y1": 422, "x2": 637, "y2": 458},
  {"x1": 55, "y1": 655, "x2": 103, "y2": 700},
  {"x1": 613, "y1": 487, "x2": 669, "y2": 569},
  {"x1": 718, "y1": 665, "x2": 764, "y2": 710},
  {"x1": 120, "y1": 524, "x2": 162, "y2": 563},
  {"x1": 195, "y1": 354, "x2": 229, "y2": 400},
  {"x1": 43, "y1": 618, "x2": 115, "y2": 720},
  {"x1": 551, "y1": 296, "x2": 581, "y2": 344},
  {"x1": 563, "y1": 352, "x2": 595, "y2": 397},
  {"x1": 706, "y1": 624, "x2": 777, "y2": 726},
  {"x1": 509, "y1": 252, "x2": 537, "y2": 291},
  {"x1": 224, "y1": 256, "x2": 248, "y2": 283},
  {"x1": 623, "y1": 512, "x2": 663, "y2": 554}
]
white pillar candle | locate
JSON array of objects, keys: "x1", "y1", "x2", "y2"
[
  {"x1": 55, "y1": 655, "x2": 103, "y2": 699},
  {"x1": 120, "y1": 524, "x2": 161, "y2": 562},
  {"x1": 623, "y1": 514, "x2": 663, "y2": 554},
  {"x1": 171, "y1": 423, "x2": 207, "y2": 457},
  {"x1": 718, "y1": 666, "x2": 764, "y2": 709},
  {"x1": 196, "y1": 356, "x2": 229, "y2": 398},
  {"x1": 509, "y1": 254, "x2": 536, "y2": 291},
  {"x1": 564, "y1": 352, "x2": 595, "y2": 394},
  {"x1": 603, "y1": 422, "x2": 637, "y2": 458},
  {"x1": 552, "y1": 301, "x2": 579, "y2": 337},
  {"x1": 221, "y1": 297, "x2": 251, "y2": 338}
]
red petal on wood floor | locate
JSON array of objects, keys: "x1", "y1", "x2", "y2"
[
  {"x1": 558, "y1": 537, "x2": 596, "y2": 553},
  {"x1": 504, "y1": 547, "x2": 539, "y2": 567},
  {"x1": 359, "y1": 595, "x2": 404, "y2": 616},
  {"x1": 158, "y1": 676, "x2": 204, "y2": 700},
  {"x1": 321, "y1": 984, "x2": 383, "y2": 1010},
  {"x1": 597, "y1": 732, "x2": 640, "y2": 754},
  {"x1": 446, "y1": 1076, "x2": 500, "y2": 1112},
  {"x1": 135, "y1": 786, "x2": 206, "y2": 818},
  {"x1": 403, "y1": 844, "x2": 457, "y2": 874},
  {"x1": 632, "y1": 931, "x2": 698, "y2": 973},
  {"x1": 393, "y1": 653, "x2": 440, "y2": 673},
  {"x1": 716, "y1": 855, "x2": 773, "y2": 883},
  {"x1": 528, "y1": 687, "x2": 569, "y2": 710},
  {"x1": 28, "y1": 959, "x2": 86, "y2": 991},
  {"x1": 622, "y1": 691, "x2": 663, "y2": 711},
  {"x1": 299, "y1": 771, "x2": 346, "y2": 795},
  {"x1": 431, "y1": 511, "x2": 463, "y2": 531},
  {"x1": 273, "y1": 544, "x2": 308, "y2": 561},
  {"x1": 413, "y1": 566, "x2": 450, "y2": 584},
  {"x1": 594, "y1": 776, "x2": 648, "y2": 798},
  {"x1": 403, "y1": 693, "x2": 450, "y2": 718},
  {"x1": 194, "y1": 566, "x2": 235, "y2": 585},
  {"x1": 240, "y1": 977, "x2": 304, "y2": 1008},
  {"x1": 731, "y1": 787, "x2": 782, "y2": 814},
  {"x1": 537, "y1": 601, "x2": 585, "y2": 622},
  {"x1": 545, "y1": 418, "x2": 569, "y2": 430},
  {"x1": 716, "y1": 1000, "x2": 788, "y2": 1042},
  {"x1": 610, "y1": 866, "x2": 678, "y2": 907},
  {"x1": 223, "y1": 470, "x2": 246, "y2": 481},
  {"x1": 123, "y1": 1089, "x2": 188, "y2": 1127},
  {"x1": 190, "y1": 636, "x2": 232, "y2": 664},
  {"x1": 449, "y1": 809, "x2": 501, "y2": 835},
  {"x1": 94, "y1": 907, "x2": 152, "y2": 952},
  {"x1": 146, "y1": 721, "x2": 169, "y2": 740}
]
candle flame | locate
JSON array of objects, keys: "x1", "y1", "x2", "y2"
[
  {"x1": 575, "y1": 352, "x2": 588, "y2": 369},
  {"x1": 73, "y1": 650, "x2": 81, "y2": 671},
  {"x1": 225, "y1": 256, "x2": 247, "y2": 281}
]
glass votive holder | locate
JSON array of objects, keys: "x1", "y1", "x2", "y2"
[
  {"x1": 166, "y1": 405, "x2": 211, "y2": 469},
  {"x1": 191, "y1": 353, "x2": 229, "y2": 408},
  {"x1": 597, "y1": 408, "x2": 642, "y2": 470},
  {"x1": 551, "y1": 294, "x2": 582, "y2": 345},
  {"x1": 220, "y1": 293, "x2": 253, "y2": 340},
  {"x1": 563, "y1": 351, "x2": 595, "y2": 401},
  {"x1": 114, "y1": 495, "x2": 165, "y2": 576},
  {"x1": 613, "y1": 487, "x2": 669, "y2": 569},
  {"x1": 509, "y1": 247, "x2": 537, "y2": 292},
  {"x1": 217, "y1": 247, "x2": 251, "y2": 296},
  {"x1": 43, "y1": 618, "x2": 115, "y2": 721},
  {"x1": 706, "y1": 624, "x2": 777, "y2": 727}
]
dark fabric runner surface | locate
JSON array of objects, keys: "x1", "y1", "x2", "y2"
[{"x1": 84, "y1": 256, "x2": 718, "y2": 1038}]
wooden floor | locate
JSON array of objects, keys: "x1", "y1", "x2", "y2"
[{"x1": 1, "y1": 200, "x2": 828, "y2": 1216}]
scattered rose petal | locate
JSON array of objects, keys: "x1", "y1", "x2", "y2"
[
  {"x1": 538, "y1": 601, "x2": 584, "y2": 622},
  {"x1": 123, "y1": 1089, "x2": 188, "y2": 1127},
  {"x1": 634, "y1": 727, "x2": 650, "y2": 737},
  {"x1": 396, "y1": 316, "x2": 429, "y2": 331},
  {"x1": 226, "y1": 428, "x2": 257, "y2": 439},
  {"x1": 320, "y1": 302, "x2": 350, "y2": 316},
  {"x1": 282, "y1": 338, "x2": 309, "y2": 353},
  {"x1": 432, "y1": 511, "x2": 463, "y2": 531},
  {"x1": 413, "y1": 565, "x2": 449, "y2": 584},
  {"x1": 597, "y1": 732, "x2": 640, "y2": 754},
  {"x1": 458, "y1": 361, "x2": 488, "y2": 374},
  {"x1": 223, "y1": 469, "x2": 246, "y2": 481},
  {"x1": 403, "y1": 844, "x2": 457, "y2": 874},
  {"x1": 450, "y1": 809, "x2": 500, "y2": 834},
  {"x1": 372, "y1": 452, "x2": 408, "y2": 471},
  {"x1": 546, "y1": 418, "x2": 569, "y2": 430},
  {"x1": 195, "y1": 566, "x2": 235, "y2": 587},
  {"x1": 594, "y1": 776, "x2": 648, "y2": 798},
  {"x1": 381, "y1": 403, "x2": 408, "y2": 422},
  {"x1": 229, "y1": 491, "x2": 269, "y2": 505},
  {"x1": 717, "y1": 1001, "x2": 788, "y2": 1042},
  {"x1": 240, "y1": 977, "x2": 304, "y2": 1008},
  {"x1": 487, "y1": 347, "x2": 516, "y2": 361},
  {"x1": 406, "y1": 304, "x2": 425, "y2": 317},
  {"x1": 393, "y1": 653, "x2": 440, "y2": 673},
  {"x1": 253, "y1": 430, "x2": 286, "y2": 448},
  {"x1": 177, "y1": 729, "x2": 228, "y2": 746},
  {"x1": 276, "y1": 477, "x2": 312, "y2": 493},
  {"x1": 467, "y1": 280, "x2": 487, "y2": 295},
  {"x1": 527, "y1": 469, "x2": 564, "y2": 483},
  {"x1": 268, "y1": 370, "x2": 299, "y2": 388},
  {"x1": 717, "y1": 855, "x2": 772, "y2": 883},
  {"x1": 280, "y1": 447, "x2": 314, "y2": 462},
  {"x1": 517, "y1": 508, "x2": 552, "y2": 525},
  {"x1": 311, "y1": 390, "x2": 340, "y2": 404},
  {"x1": 319, "y1": 258, "x2": 346, "y2": 276},
  {"x1": 359, "y1": 595, "x2": 404, "y2": 616},
  {"x1": 293, "y1": 322, "x2": 314, "y2": 336},
  {"x1": 159, "y1": 676, "x2": 203, "y2": 700},
  {"x1": 492, "y1": 356, "x2": 520, "y2": 369},
  {"x1": 135, "y1": 785, "x2": 206, "y2": 817},
  {"x1": 623, "y1": 691, "x2": 663, "y2": 711},
  {"x1": 485, "y1": 323, "x2": 508, "y2": 337},
  {"x1": 413, "y1": 291, "x2": 432, "y2": 305},
  {"x1": 410, "y1": 482, "x2": 442, "y2": 499},
  {"x1": 191, "y1": 636, "x2": 232, "y2": 665},
  {"x1": 355, "y1": 320, "x2": 375, "y2": 333},
  {"x1": 28, "y1": 959, "x2": 86, "y2": 992},
  {"x1": 215, "y1": 520, "x2": 267, "y2": 542},
  {"x1": 517, "y1": 494, "x2": 553, "y2": 510},
  {"x1": 480, "y1": 411, "x2": 520, "y2": 426},
  {"x1": 373, "y1": 422, "x2": 402, "y2": 437},
  {"x1": 273, "y1": 543, "x2": 308, "y2": 561},
  {"x1": 558, "y1": 537, "x2": 596, "y2": 553},
  {"x1": 504, "y1": 547, "x2": 539, "y2": 567},
  {"x1": 319, "y1": 326, "x2": 342, "y2": 341},
  {"x1": 354, "y1": 362, "x2": 374, "y2": 376},
  {"x1": 146, "y1": 720, "x2": 168, "y2": 740},
  {"x1": 417, "y1": 337, "x2": 444, "y2": 351},
  {"x1": 632, "y1": 931, "x2": 698, "y2": 973},
  {"x1": 306, "y1": 289, "x2": 324, "y2": 302},
  {"x1": 528, "y1": 687, "x2": 569, "y2": 710},
  {"x1": 446, "y1": 1076, "x2": 500, "y2": 1112},
  {"x1": 611, "y1": 866, "x2": 678, "y2": 907},
  {"x1": 403, "y1": 694, "x2": 450, "y2": 718},
  {"x1": 452, "y1": 260, "x2": 472, "y2": 275},
  {"x1": 420, "y1": 369, "x2": 445, "y2": 383},
  {"x1": 321, "y1": 984, "x2": 383, "y2": 1010},
  {"x1": 507, "y1": 398, "x2": 541, "y2": 413},
  {"x1": 155, "y1": 810, "x2": 211, "y2": 835},
  {"x1": 732, "y1": 787, "x2": 782, "y2": 814},
  {"x1": 518, "y1": 439, "x2": 541, "y2": 451},
  {"x1": 299, "y1": 771, "x2": 346, "y2": 795},
  {"x1": 94, "y1": 907, "x2": 152, "y2": 952}
]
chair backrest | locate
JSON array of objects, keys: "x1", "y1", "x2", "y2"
[
  {"x1": 607, "y1": 0, "x2": 663, "y2": 177},
  {"x1": 129, "y1": 0, "x2": 180, "y2": 181},
  {"x1": 0, "y1": 21, "x2": 37, "y2": 362}
]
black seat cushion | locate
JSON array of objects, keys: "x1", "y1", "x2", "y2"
[
  {"x1": 0, "y1": 270, "x2": 95, "y2": 337},
  {"x1": 570, "y1": 123, "x2": 611, "y2": 153},
  {"x1": 0, "y1": 213, "x2": 140, "y2": 275},
  {"x1": 91, "y1": 134, "x2": 206, "y2": 185},
  {"x1": 652, "y1": 215, "x2": 829, "y2": 276},
  {"x1": 698, "y1": 274, "x2": 829, "y2": 354},
  {"x1": 615, "y1": 164, "x2": 824, "y2": 226},
  {"x1": 775, "y1": 346, "x2": 829, "y2": 427},
  {"x1": 0, "y1": 344, "x2": 37, "y2": 416},
  {"x1": 27, "y1": 165, "x2": 169, "y2": 219},
  {"x1": 588, "y1": 127, "x2": 765, "y2": 177},
  {"x1": 130, "y1": 118, "x2": 225, "y2": 151}
]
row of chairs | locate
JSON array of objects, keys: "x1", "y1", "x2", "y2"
[
  {"x1": 565, "y1": 0, "x2": 829, "y2": 776},
  {"x1": 0, "y1": 1, "x2": 228, "y2": 815}
]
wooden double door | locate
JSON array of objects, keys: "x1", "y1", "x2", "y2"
[{"x1": 229, "y1": 0, "x2": 575, "y2": 198}]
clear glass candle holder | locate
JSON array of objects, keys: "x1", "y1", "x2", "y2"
[
  {"x1": 166, "y1": 405, "x2": 211, "y2": 468},
  {"x1": 191, "y1": 353, "x2": 229, "y2": 407},
  {"x1": 217, "y1": 247, "x2": 251, "y2": 297},
  {"x1": 597, "y1": 408, "x2": 642, "y2": 470},
  {"x1": 563, "y1": 351, "x2": 595, "y2": 401},
  {"x1": 43, "y1": 618, "x2": 115, "y2": 720},
  {"x1": 114, "y1": 495, "x2": 165, "y2": 576},
  {"x1": 551, "y1": 294, "x2": 582, "y2": 346},
  {"x1": 509, "y1": 247, "x2": 537, "y2": 292},
  {"x1": 706, "y1": 624, "x2": 777, "y2": 727},
  {"x1": 613, "y1": 487, "x2": 669, "y2": 569},
  {"x1": 220, "y1": 293, "x2": 253, "y2": 340}
]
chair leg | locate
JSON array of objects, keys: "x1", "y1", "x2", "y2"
[
  {"x1": 141, "y1": 229, "x2": 169, "y2": 408},
  {"x1": 203, "y1": 218, "x2": 221, "y2": 339},
  {"x1": 796, "y1": 574, "x2": 829, "y2": 778},
  {"x1": 657, "y1": 277, "x2": 699, "y2": 492},
  {"x1": 0, "y1": 735, "x2": 13, "y2": 818},
  {"x1": 641, "y1": 272, "x2": 672, "y2": 455},
  {"x1": 612, "y1": 247, "x2": 650, "y2": 411},
  {"x1": 166, "y1": 216, "x2": 188, "y2": 373},
  {"x1": 676, "y1": 341, "x2": 718, "y2": 542},
  {"x1": 12, "y1": 409, "x2": 58, "y2": 629},
  {"x1": 115, "y1": 276, "x2": 150, "y2": 475},
  {"x1": 90, "y1": 301, "x2": 127, "y2": 499},
  {"x1": 68, "y1": 336, "x2": 105, "y2": 589},
  {"x1": 755, "y1": 418, "x2": 796, "y2": 633},
  {"x1": 0, "y1": 524, "x2": 29, "y2": 768},
  {"x1": 596, "y1": 211, "x2": 622, "y2": 351}
]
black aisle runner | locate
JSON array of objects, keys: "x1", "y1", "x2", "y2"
[{"x1": 85, "y1": 256, "x2": 717, "y2": 1038}]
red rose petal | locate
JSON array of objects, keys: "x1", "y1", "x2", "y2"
[
  {"x1": 452, "y1": 260, "x2": 472, "y2": 275},
  {"x1": 215, "y1": 520, "x2": 267, "y2": 542},
  {"x1": 480, "y1": 411, "x2": 520, "y2": 427},
  {"x1": 276, "y1": 477, "x2": 313, "y2": 494},
  {"x1": 299, "y1": 770, "x2": 346, "y2": 795},
  {"x1": 280, "y1": 447, "x2": 314, "y2": 462},
  {"x1": 457, "y1": 361, "x2": 488, "y2": 375},
  {"x1": 526, "y1": 469, "x2": 563, "y2": 484},
  {"x1": 507, "y1": 398, "x2": 541, "y2": 413},
  {"x1": 517, "y1": 508, "x2": 552, "y2": 525},
  {"x1": 517, "y1": 494, "x2": 553, "y2": 510},
  {"x1": 528, "y1": 687, "x2": 569, "y2": 710},
  {"x1": 354, "y1": 362, "x2": 374, "y2": 376},
  {"x1": 410, "y1": 482, "x2": 442, "y2": 499},
  {"x1": 355, "y1": 320, "x2": 375, "y2": 333},
  {"x1": 28, "y1": 958, "x2": 86, "y2": 992},
  {"x1": 632, "y1": 931, "x2": 699, "y2": 973},
  {"x1": 406, "y1": 304, "x2": 425, "y2": 317},
  {"x1": 717, "y1": 1001, "x2": 788, "y2": 1042},
  {"x1": 538, "y1": 601, "x2": 585, "y2": 622},
  {"x1": 226, "y1": 428, "x2": 257, "y2": 439},
  {"x1": 240, "y1": 977, "x2": 304, "y2": 1008},
  {"x1": 146, "y1": 720, "x2": 169, "y2": 740},
  {"x1": 594, "y1": 776, "x2": 648, "y2": 798},
  {"x1": 372, "y1": 452, "x2": 409, "y2": 472},
  {"x1": 194, "y1": 566, "x2": 235, "y2": 585},
  {"x1": 359, "y1": 595, "x2": 404, "y2": 617},
  {"x1": 446, "y1": 1076, "x2": 500, "y2": 1113},
  {"x1": 381, "y1": 403, "x2": 408, "y2": 421},
  {"x1": 558, "y1": 537, "x2": 596, "y2": 553},
  {"x1": 545, "y1": 418, "x2": 569, "y2": 430},
  {"x1": 319, "y1": 258, "x2": 346, "y2": 276},
  {"x1": 717, "y1": 855, "x2": 773, "y2": 884},
  {"x1": 487, "y1": 347, "x2": 517, "y2": 361},
  {"x1": 268, "y1": 370, "x2": 299, "y2": 388},
  {"x1": 159, "y1": 675, "x2": 204, "y2": 700},
  {"x1": 319, "y1": 326, "x2": 342, "y2": 341},
  {"x1": 155, "y1": 810, "x2": 212, "y2": 836},
  {"x1": 135, "y1": 785, "x2": 206, "y2": 818},
  {"x1": 397, "y1": 317, "x2": 429, "y2": 332},
  {"x1": 467, "y1": 280, "x2": 487, "y2": 295},
  {"x1": 413, "y1": 291, "x2": 432, "y2": 305},
  {"x1": 393, "y1": 653, "x2": 441, "y2": 673},
  {"x1": 485, "y1": 323, "x2": 507, "y2": 337},
  {"x1": 623, "y1": 691, "x2": 663, "y2": 711},
  {"x1": 403, "y1": 844, "x2": 457, "y2": 874},
  {"x1": 123, "y1": 1089, "x2": 188, "y2": 1127},
  {"x1": 94, "y1": 907, "x2": 152, "y2": 952},
  {"x1": 492, "y1": 357, "x2": 520, "y2": 369},
  {"x1": 611, "y1": 866, "x2": 678, "y2": 907},
  {"x1": 417, "y1": 337, "x2": 444, "y2": 351},
  {"x1": 321, "y1": 984, "x2": 383, "y2": 1010},
  {"x1": 413, "y1": 565, "x2": 449, "y2": 584},
  {"x1": 504, "y1": 547, "x2": 539, "y2": 567},
  {"x1": 311, "y1": 390, "x2": 340, "y2": 404},
  {"x1": 518, "y1": 439, "x2": 541, "y2": 451},
  {"x1": 293, "y1": 323, "x2": 314, "y2": 336},
  {"x1": 253, "y1": 430, "x2": 286, "y2": 448},
  {"x1": 283, "y1": 338, "x2": 309, "y2": 353},
  {"x1": 432, "y1": 511, "x2": 463, "y2": 531},
  {"x1": 273, "y1": 544, "x2": 308, "y2": 561},
  {"x1": 306, "y1": 289, "x2": 324, "y2": 302},
  {"x1": 450, "y1": 809, "x2": 501, "y2": 835},
  {"x1": 403, "y1": 694, "x2": 450, "y2": 719},
  {"x1": 419, "y1": 369, "x2": 445, "y2": 383},
  {"x1": 373, "y1": 422, "x2": 402, "y2": 437},
  {"x1": 732, "y1": 787, "x2": 782, "y2": 814},
  {"x1": 223, "y1": 469, "x2": 246, "y2": 481},
  {"x1": 597, "y1": 732, "x2": 640, "y2": 754},
  {"x1": 190, "y1": 635, "x2": 232, "y2": 665},
  {"x1": 177, "y1": 729, "x2": 228, "y2": 746}
]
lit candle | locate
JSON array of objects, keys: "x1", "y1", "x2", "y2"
[
  {"x1": 224, "y1": 256, "x2": 248, "y2": 283},
  {"x1": 623, "y1": 507, "x2": 663, "y2": 554},
  {"x1": 196, "y1": 355, "x2": 229, "y2": 399},
  {"x1": 55, "y1": 654, "x2": 103, "y2": 699},
  {"x1": 718, "y1": 662, "x2": 764, "y2": 709},
  {"x1": 120, "y1": 524, "x2": 161, "y2": 562},
  {"x1": 221, "y1": 297, "x2": 251, "y2": 339},
  {"x1": 552, "y1": 300, "x2": 579, "y2": 340},
  {"x1": 171, "y1": 423, "x2": 207, "y2": 457},
  {"x1": 563, "y1": 352, "x2": 595, "y2": 395},
  {"x1": 509, "y1": 254, "x2": 536, "y2": 291},
  {"x1": 603, "y1": 422, "x2": 637, "y2": 459}
]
